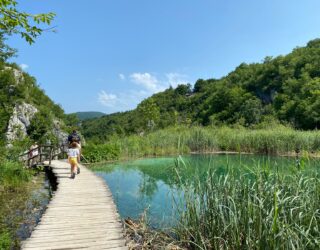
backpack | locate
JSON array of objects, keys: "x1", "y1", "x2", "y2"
[{"x1": 69, "y1": 133, "x2": 80, "y2": 143}]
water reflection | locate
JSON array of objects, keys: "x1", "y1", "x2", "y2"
[
  {"x1": 139, "y1": 174, "x2": 158, "y2": 199},
  {"x1": 92, "y1": 154, "x2": 318, "y2": 228}
]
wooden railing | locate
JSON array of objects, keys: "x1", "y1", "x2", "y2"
[{"x1": 20, "y1": 144, "x2": 68, "y2": 167}]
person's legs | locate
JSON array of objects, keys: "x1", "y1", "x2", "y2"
[
  {"x1": 68, "y1": 157, "x2": 72, "y2": 174},
  {"x1": 74, "y1": 163, "x2": 78, "y2": 175},
  {"x1": 70, "y1": 163, "x2": 74, "y2": 178},
  {"x1": 70, "y1": 158, "x2": 77, "y2": 179},
  {"x1": 76, "y1": 143, "x2": 81, "y2": 174}
]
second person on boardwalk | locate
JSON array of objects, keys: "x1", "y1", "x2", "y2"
[
  {"x1": 68, "y1": 129, "x2": 81, "y2": 174},
  {"x1": 68, "y1": 142, "x2": 80, "y2": 179}
]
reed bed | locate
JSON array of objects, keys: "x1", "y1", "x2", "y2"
[
  {"x1": 0, "y1": 160, "x2": 34, "y2": 249},
  {"x1": 95, "y1": 126, "x2": 320, "y2": 160},
  {"x1": 174, "y1": 160, "x2": 320, "y2": 249}
]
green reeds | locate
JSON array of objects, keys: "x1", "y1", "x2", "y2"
[
  {"x1": 0, "y1": 160, "x2": 32, "y2": 189},
  {"x1": 174, "y1": 163, "x2": 320, "y2": 249},
  {"x1": 96, "y1": 125, "x2": 320, "y2": 160}
]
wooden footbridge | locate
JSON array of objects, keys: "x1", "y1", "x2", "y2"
[{"x1": 21, "y1": 159, "x2": 128, "y2": 249}]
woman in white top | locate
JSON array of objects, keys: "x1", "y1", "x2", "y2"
[{"x1": 68, "y1": 142, "x2": 80, "y2": 179}]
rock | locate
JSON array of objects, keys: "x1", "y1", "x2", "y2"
[
  {"x1": 52, "y1": 119, "x2": 69, "y2": 145},
  {"x1": 4, "y1": 66, "x2": 24, "y2": 84},
  {"x1": 6, "y1": 103, "x2": 38, "y2": 146}
]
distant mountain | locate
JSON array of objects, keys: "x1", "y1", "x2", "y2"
[{"x1": 74, "y1": 112, "x2": 106, "y2": 121}]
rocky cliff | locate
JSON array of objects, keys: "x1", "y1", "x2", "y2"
[
  {"x1": 1, "y1": 66, "x2": 69, "y2": 147},
  {"x1": 6, "y1": 103, "x2": 38, "y2": 146},
  {"x1": 5, "y1": 102, "x2": 69, "y2": 147}
]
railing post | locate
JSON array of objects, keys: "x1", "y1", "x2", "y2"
[{"x1": 49, "y1": 146, "x2": 53, "y2": 165}]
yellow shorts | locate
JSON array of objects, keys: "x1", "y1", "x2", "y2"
[{"x1": 69, "y1": 157, "x2": 78, "y2": 165}]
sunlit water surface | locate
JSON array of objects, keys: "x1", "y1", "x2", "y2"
[{"x1": 92, "y1": 154, "x2": 318, "y2": 228}]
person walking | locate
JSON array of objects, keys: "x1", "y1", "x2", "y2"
[
  {"x1": 68, "y1": 130, "x2": 81, "y2": 174},
  {"x1": 68, "y1": 130, "x2": 81, "y2": 146},
  {"x1": 67, "y1": 142, "x2": 80, "y2": 179}
]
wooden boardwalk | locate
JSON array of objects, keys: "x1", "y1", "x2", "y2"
[{"x1": 22, "y1": 160, "x2": 128, "y2": 250}]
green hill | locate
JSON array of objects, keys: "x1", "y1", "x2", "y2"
[
  {"x1": 0, "y1": 62, "x2": 68, "y2": 146},
  {"x1": 73, "y1": 111, "x2": 105, "y2": 121},
  {"x1": 82, "y1": 38, "x2": 320, "y2": 140}
]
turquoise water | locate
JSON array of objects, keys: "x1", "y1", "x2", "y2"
[{"x1": 92, "y1": 154, "x2": 319, "y2": 227}]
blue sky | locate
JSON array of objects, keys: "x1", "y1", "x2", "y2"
[{"x1": 8, "y1": 0, "x2": 320, "y2": 114}]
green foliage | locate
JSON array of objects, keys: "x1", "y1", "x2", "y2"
[
  {"x1": 27, "y1": 112, "x2": 52, "y2": 142},
  {"x1": 175, "y1": 165, "x2": 320, "y2": 249},
  {"x1": 83, "y1": 143, "x2": 120, "y2": 163},
  {"x1": 97, "y1": 126, "x2": 320, "y2": 159},
  {"x1": 0, "y1": 142, "x2": 33, "y2": 188},
  {"x1": 0, "y1": 229, "x2": 11, "y2": 250},
  {"x1": 73, "y1": 111, "x2": 105, "y2": 121},
  {"x1": 63, "y1": 113, "x2": 80, "y2": 132},
  {"x1": 174, "y1": 83, "x2": 192, "y2": 95},
  {"x1": 82, "y1": 38, "x2": 320, "y2": 141},
  {"x1": 0, "y1": 160, "x2": 31, "y2": 188},
  {"x1": 137, "y1": 98, "x2": 160, "y2": 130},
  {"x1": 0, "y1": 32, "x2": 16, "y2": 61},
  {"x1": 0, "y1": 58, "x2": 67, "y2": 146},
  {"x1": 0, "y1": 0, "x2": 55, "y2": 44}
]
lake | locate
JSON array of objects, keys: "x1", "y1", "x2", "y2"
[{"x1": 91, "y1": 154, "x2": 319, "y2": 228}]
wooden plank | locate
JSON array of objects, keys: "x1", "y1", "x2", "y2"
[{"x1": 21, "y1": 160, "x2": 128, "y2": 249}]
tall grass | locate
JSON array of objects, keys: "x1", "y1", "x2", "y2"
[
  {"x1": 174, "y1": 162, "x2": 320, "y2": 249},
  {"x1": 0, "y1": 160, "x2": 32, "y2": 189},
  {"x1": 0, "y1": 147, "x2": 35, "y2": 249},
  {"x1": 90, "y1": 126, "x2": 320, "y2": 161}
]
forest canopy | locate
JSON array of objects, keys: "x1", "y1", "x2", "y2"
[{"x1": 82, "y1": 38, "x2": 320, "y2": 140}]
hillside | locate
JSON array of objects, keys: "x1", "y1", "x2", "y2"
[
  {"x1": 0, "y1": 62, "x2": 68, "y2": 147},
  {"x1": 73, "y1": 111, "x2": 105, "y2": 121},
  {"x1": 82, "y1": 38, "x2": 320, "y2": 140}
]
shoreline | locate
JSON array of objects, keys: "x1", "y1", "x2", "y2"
[{"x1": 84, "y1": 149, "x2": 320, "y2": 166}]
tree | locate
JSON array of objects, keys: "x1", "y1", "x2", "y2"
[
  {"x1": 0, "y1": 32, "x2": 16, "y2": 61},
  {"x1": 137, "y1": 98, "x2": 160, "y2": 131},
  {"x1": 175, "y1": 83, "x2": 192, "y2": 96},
  {"x1": 0, "y1": 0, "x2": 55, "y2": 44},
  {"x1": 27, "y1": 112, "x2": 52, "y2": 141}
]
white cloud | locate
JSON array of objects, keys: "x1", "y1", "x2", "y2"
[
  {"x1": 98, "y1": 89, "x2": 149, "y2": 112},
  {"x1": 166, "y1": 73, "x2": 188, "y2": 87},
  {"x1": 98, "y1": 71, "x2": 190, "y2": 113},
  {"x1": 19, "y1": 64, "x2": 29, "y2": 71},
  {"x1": 119, "y1": 73, "x2": 126, "y2": 80},
  {"x1": 98, "y1": 91, "x2": 118, "y2": 107},
  {"x1": 129, "y1": 72, "x2": 189, "y2": 93},
  {"x1": 130, "y1": 72, "x2": 165, "y2": 92}
]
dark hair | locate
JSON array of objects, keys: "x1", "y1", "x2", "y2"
[{"x1": 71, "y1": 142, "x2": 78, "y2": 148}]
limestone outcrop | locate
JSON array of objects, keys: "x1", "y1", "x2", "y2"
[
  {"x1": 4, "y1": 66, "x2": 24, "y2": 84},
  {"x1": 6, "y1": 103, "x2": 38, "y2": 146},
  {"x1": 52, "y1": 119, "x2": 69, "y2": 145}
]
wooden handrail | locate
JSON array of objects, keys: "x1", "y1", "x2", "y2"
[{"x1": 21, "y1": 144, "x2": 67, "y2": 167}]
